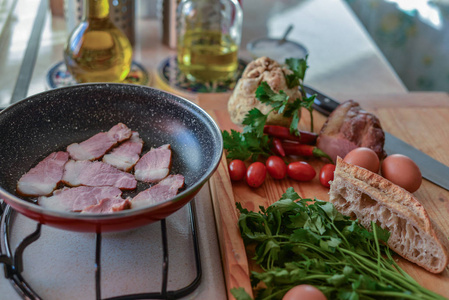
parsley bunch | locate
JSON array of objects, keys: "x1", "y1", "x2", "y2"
[
  {"x1": 222, "y1": 57, "x2": 316, "y2": 161},
  {"x1": 285, "y1": 56, "x2": 317, "y2": 132},
  {"x1": 231, "y1": 188, "x2": 445, "y2": 300}
]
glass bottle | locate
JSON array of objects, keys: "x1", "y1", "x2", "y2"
[
  {"x1": 176, "y1": 0, "x2": 243, "y2": 82},
  {"x1": 64, "y1": 0, "x2": 133, "y2": 83}
]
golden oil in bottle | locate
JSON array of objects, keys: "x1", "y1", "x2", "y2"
[
  {"x1": 64, "y1": 0, "x2": 133, "y2": 83},
  {"x1": 177, "y1": 29, "x2": 238, "y2": 82}
]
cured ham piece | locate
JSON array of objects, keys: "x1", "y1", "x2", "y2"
[
  {"x1": 81, "y1": 197, "x2": 131, "y2": 213},
  {"x1": 17, "y1": 151, "x2": 69, "y2": 197},
  {"x1": 317, "y1": 100, "x2": 385, "y2": 162},
  {"x1": 67, "y1": 123, "x2": 132, "y2": 161},
  {"x1": 62, "y1": 160, "x2": 137, "y2": 190},
  {"x1": 102, "y1": 131, "x2": 144, "y2": 171},
  {"x1": 134, "y1": 144, "x2": 172, "y2": 183},
  {"x1": 38, "y1": 186, "x2": 123, "y2": 212},
  {"x1": 132, "y1": 174, "x2": 185, "y2": 209}
]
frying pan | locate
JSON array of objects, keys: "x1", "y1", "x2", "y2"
[{"x1": 0, "y1": 83, "x2": 223, "y2": 233}]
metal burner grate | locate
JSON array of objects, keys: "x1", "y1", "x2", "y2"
[{"x1": 0, "y1": 200, "x2": 202, "y2": 300}]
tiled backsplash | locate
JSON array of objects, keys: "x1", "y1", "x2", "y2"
[{"x1": 345, "y1": 0, "x2": 449, "y2": 92}]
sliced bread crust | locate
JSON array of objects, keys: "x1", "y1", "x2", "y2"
[{"x1": 329, "y1": 157, "x2": 449, "y2": 273}]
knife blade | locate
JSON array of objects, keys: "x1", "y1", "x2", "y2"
[{"x1": 304, "y1": 85, "x2": 449, "y2": 191}]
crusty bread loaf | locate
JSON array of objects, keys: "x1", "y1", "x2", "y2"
[{"x1": 329, "y1": 157, "x2": 449, "y2": 273}]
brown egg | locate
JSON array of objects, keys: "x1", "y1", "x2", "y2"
[
  {"x1": 283, "y1": 285, "x2": 327, "y2": 300},
  {"x1": 381, "y1": 154, "x2": 422, "y2": 193},
  {"x1": 343, "y1": 147, "x2": 380, "y2": 173}
]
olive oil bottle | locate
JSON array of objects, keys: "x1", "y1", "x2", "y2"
[
  {"x1": 177, "y1": 29, "x2": 239, "y2": 81},
  {"x1": 64, "y1": 0, "x2": 133, "y2": 83},
  {"x1": 177, "y1": 0, "x2": 242, "y2": 82}
]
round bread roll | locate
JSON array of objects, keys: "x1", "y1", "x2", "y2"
[{"x1": 228, "y1": 56, "x2": 302, "y2": 127}]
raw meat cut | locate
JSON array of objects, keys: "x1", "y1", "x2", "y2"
[
  {"x1": 132, "y1": 174, "x2": 185, "y2": 209},
  {"x1": 134, "y1": 144, "x2": 172, "y2": 183},
  {"x1": 102, "y1": 131, "x2": 143, "y2": 171},
  {"x1": 38, "y1": 186, "x2": 123, "y2": 212},
  {"x1": 17, "y1": 151, "x2": 69, "y2": 197},
  {"x1": 67, "y1": 123, "x2": 132, "y2": 161},
  {"x1": 62, "y1": 160, "x2": 137, "y2": 190},
  {"x1": 81, "y1": 197, "x2": 131, "y2": 213},
  {"x1": 316, "y1": 100, "x2": 385, "y2": 162}
]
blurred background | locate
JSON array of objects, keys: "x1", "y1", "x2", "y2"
[
  {"x1": 345, "y1": 0, "x2": 449, "y2": 92},
  {"x1": 1, "y1": 0, "x2": 448, "y2": 105}
]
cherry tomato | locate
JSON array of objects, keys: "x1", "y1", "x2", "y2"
[
  {"x1": 283, "y1": 284, "x2": 326, "y2": 300},
  {"x1": 287, "y1": 161, "x2": 316, "y2": 181},
  {"x1": 266, "y1": 156, "x2": 287, "y2": 179},
  {"x1": 320, "y1": 164, "x2": 336, "y2": 188},
  {"x1": 246, "y1": 162, "x2": 266, "y2": 188},
  {"x1": 228, "y1": 159, "x2": 246, "y2": 181}
]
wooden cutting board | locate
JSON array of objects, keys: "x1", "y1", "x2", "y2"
[{"x1": 195, "y1": 92, "x2": 449, "y2": 299}]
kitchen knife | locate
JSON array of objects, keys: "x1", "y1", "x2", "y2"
[{"x1": 304, "y1": 85, "x2": 449, "y2": 191}]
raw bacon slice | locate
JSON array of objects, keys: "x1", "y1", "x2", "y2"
[
  {"x1": 132, "y1": 174, "x2": 185, "y2": 209},
  {"x1": 62, "y1": 160, "x2": 137, "y2": 190},
  {"x1": 17, "y1": 151, "x2": 69, "y2": 197},
  {"x1": 134, "y1": 144, "x2": 172, "y2": 183},
  {"x1": 67, "y1": 123, "x2": 132, "y2": 161},
  {"x1": 81, "y1": 197, "x2": 131, "y2": 213},
  {"x1": 38, "y1": 186, "x2": 123, "y2": 212},
  {"x1": 102, "y1": 132, "x2": 143, "y2": 172}
]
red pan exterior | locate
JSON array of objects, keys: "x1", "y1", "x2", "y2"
[{"x1": 1, "y1": 185, "x2": 201, "y2": 233}]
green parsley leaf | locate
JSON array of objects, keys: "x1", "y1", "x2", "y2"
[
  {"x1": 285, "y1": 57, "x2": 309, "y2": 88},
  {"x1": 327, "y1": 273, "x2": 348, "y2": 287},
  {"x1": 230, "y1": 287, "x2": 253, "y2": 300},
  {"x1": 283, "y1": 97, "x2": 302, "y2": 134},
  {"x1": 222, "y1": 129, "x2": 251, "y2": 161},
  {"x1": 255, "y1": 81, "x2": 290, "y2": 113},
  {"x1": 279, "y1": 187, "x2": 301, "y2": 201},
  {"x1": 290, "y1": 228, "x2": 321, "y2": 244},
  {"x1": 242, "y1": 108, "x2": 268, "y2": 137},
  {"x1": 285, "y1": 74, "x2": 300, "y2": 89},
  {"x1": 371, "y1": 222, "x2": 391, "y2": 243},
  {"x1": 222, "y1": 128, "x2": 272, "y2": 161}
]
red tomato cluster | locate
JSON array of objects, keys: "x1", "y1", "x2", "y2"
[{"x1": 228, "y1": 157, "x2": 336, "y2": 188}]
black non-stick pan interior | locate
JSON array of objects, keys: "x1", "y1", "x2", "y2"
[{"x1": 0, "y1": 83, "x2": 222, "y2": 204}]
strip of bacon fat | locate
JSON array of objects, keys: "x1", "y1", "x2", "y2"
[
  {"x1": 38, "y1": 186, "x2": 123, "y2": 212},
  {"x1": 62, "y1": 160, "x2": 137, "y2": 190},
  {"x1": 67, "y1": 123, "x2": 132, "y2": 161},
  {"x1": 134, "y1": 144, "x2": 172, "y2": 183},
  {"x1": 81, "y1": 197, "x2": 131, "y2": 213},
  {"x1": 17, "y1": 151, "x2": 69, "y2": 197},
  {"x1": 132, "y1": 174, "x2": 185, "y2": 209},
  {"x1": 102, "y1": 132, "x2": 143, "y2": 172}
]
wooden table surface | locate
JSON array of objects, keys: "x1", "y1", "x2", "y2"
[{"x1": 196, "y1": 91, "x2": 449, "y2": 299}]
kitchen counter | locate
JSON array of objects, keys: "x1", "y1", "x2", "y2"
[{"x1": 0, "y1": 0, "x2": 408, "y2": 299}]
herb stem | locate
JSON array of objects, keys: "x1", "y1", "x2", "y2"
[
  {"x1": 372, "y1": 222, "x2": 383, "y2": 281},
  {"x1": 357, "y1": 289, "x2": 446, "y2": 300},
  {"x1": 339, "y1": 248, "x2": 427, "y2": 295},
  {"x1": 385, "y1": 249, "x2": 416, "y2": 282}
]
